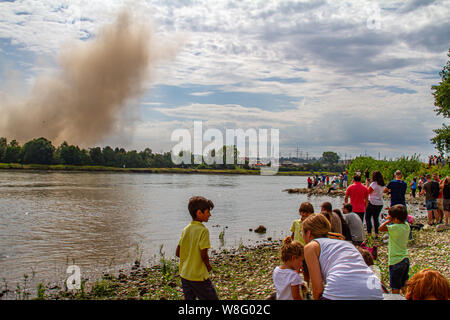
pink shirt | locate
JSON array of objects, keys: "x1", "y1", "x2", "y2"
[{"x1": 345, "y1": 182, "x2": 369, "y2": 213}]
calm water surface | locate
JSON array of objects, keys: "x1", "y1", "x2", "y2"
[{"x1": 0, "y1": 170, "x2": 411, "y2": 290}]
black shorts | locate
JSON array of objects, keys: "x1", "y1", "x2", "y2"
[
  {"x1": 389, "y1": 258, "x2": 409, "y2": 290},
  {"x1": 181, "y1": 277, "x2": 218, "y2": 300}
]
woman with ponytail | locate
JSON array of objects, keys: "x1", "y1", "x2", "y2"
[
  {"x1": 302, "y1": 214, "x2": 383, "y2": 300},
  {"x1": 272, "y1": 236, "x2": 304, "y2": 300}
]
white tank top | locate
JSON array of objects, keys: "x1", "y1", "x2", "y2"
[{"x1": 314, "y1": 238, "x2": 383, "y2": 300}]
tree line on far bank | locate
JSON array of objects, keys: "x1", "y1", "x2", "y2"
[
  {"x1": 0, "y1": 137, "x2": 347, "y2": 172},
  {"x1": 0, "y1": 137, "x2": 172, "y2": 168}
]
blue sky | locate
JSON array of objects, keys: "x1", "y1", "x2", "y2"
[{"x1": 0, "y1": 0, "x2": 449, "y2": 160}]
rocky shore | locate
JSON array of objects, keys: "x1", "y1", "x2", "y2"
[
  {"x1": 19, "y1": 215, "x2": 448, "y2": 300},
  {"x1": 283, "y1": 187, "x2": 428, "y2": 207}
]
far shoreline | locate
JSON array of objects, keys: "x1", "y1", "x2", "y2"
[{"x1": 0, "y1": 163, "x2": 338, "y2": 176}]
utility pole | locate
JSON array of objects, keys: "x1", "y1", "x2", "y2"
[{"x1": 296, "y1": 145, "x2": 299, "y2": 160}]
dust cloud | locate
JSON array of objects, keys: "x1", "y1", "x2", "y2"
[{"x1": 0, "y1": 9, "x2": 179, "y2": 146}]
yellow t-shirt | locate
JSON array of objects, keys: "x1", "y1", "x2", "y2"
[
  {"x1": 178, "y1": 221, "x2": 211, "y2": 281},
  {"x1": 290, "y1": 219, "x2": 305, "y2": 246}
]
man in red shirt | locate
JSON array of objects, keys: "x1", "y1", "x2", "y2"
[{"x1": 345, "y1": 174, "x2": 369, "y2": 222}]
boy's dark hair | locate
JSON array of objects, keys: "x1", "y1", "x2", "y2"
[
  {"x1": 188, "y1": 196, "x2": 214, "y2": 219},
  {"x1": 321, "y1": 202, "x2": 332, "y2": 213},
  {"x1": 353, "y1": 174, "x2": 361, "y2": 182},
  {"x1": 388, "y1": 204, "x2": 408, "y2": 223},
  {"x1": 299, "y1": 202, "x2": 314, "y2": 214},
  {"x1": 343, "y1": 203, "x2": 353, "y2": 212}
]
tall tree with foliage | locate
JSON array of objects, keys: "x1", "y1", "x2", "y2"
[
  {"x1": 0, "y1": 137, "x2": 6, "y2": 161},
  {"x1": 322, "y1": 151, "x2": 340, "y2": 164},
  {"x1": 431, "y1": 49, "x2": 450, "y2": 155},
  {"x1": 3, "y1": 139, "x2": 22, "y2": 163},
  {"x1": 22, "y1": 137, "x2": 55, "y2": 164}
]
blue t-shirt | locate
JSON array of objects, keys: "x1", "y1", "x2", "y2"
[
  {"x1": 411, "y1": 182, "x2": 417, "y2": 190},
  {"x1": 387, "y1": 179, "x2": 407, "y2": 206}
]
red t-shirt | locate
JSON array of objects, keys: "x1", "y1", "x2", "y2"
[{"x1": 345, "y1": 182, "x2": 369, "y2": 213}]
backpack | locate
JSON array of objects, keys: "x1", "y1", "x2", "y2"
[{"x1": 430, "y1": 181, "x2": 440, "y2": 198}]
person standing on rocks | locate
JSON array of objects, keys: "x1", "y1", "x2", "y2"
[
  {"x1": 437, "y1": 175, "x2": 444, "y2": 224},
  {"x1": 343, "y1": 171, "x2": 349, "y2": 189},
  {"x1": 421, "y1": 173, "x2": 440, "y2": 226},
  {"x1": 176, "y1": 196, "x2": 218, "y2": 300},
  {"x1": 366, "y1": 170, "x2": 386, "y2": 238},
  {"x1": 345, "y1": 174, "x2": 369, "y2": 222},
  {"x1": 379, "y1": 205, "x2": 410, "y2": 295},
  {"x1": 384, "y1": 170, "x2": 407, "y2": 208},
  {"x1": 410, "y1": 177, "x2": 417, "y2": 198},
  {"x1": 440, "y1": 176, "x2": 450, "y2": 226}
]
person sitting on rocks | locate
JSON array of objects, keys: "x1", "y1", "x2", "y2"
[
  {"x1": 273, "y1": 236, "x2": 304, "y2": 300},
  {"x1": 320, "y1": 202, "x2": 342, "y2": 234},
  {"x1": 327, "y1": 180, "x2": 338, "y2": 194},
  {"x1": 302, "y1": 214, "x2": 383, "y2": 300},
  {"x1": 342, "y1": 203, "x2": 364, "y2": 246}
]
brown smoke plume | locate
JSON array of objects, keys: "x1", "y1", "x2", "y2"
[{"x1": 0, "y1": 9, "x2": 179, "y2": 146}]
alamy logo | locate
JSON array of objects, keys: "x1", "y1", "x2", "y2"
[
  {"x1": 366, "y1": 265, "x2": 382, "y2": 290},
  {"x1": 170, "y1": 121, "x2": 280, "y2": 175},
  {"x1": 66, "y1": 265, "x2": 81, "y2": 290}
]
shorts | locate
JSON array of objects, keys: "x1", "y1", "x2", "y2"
[
  {"x1": 426, "y1": 199, "x2": 438, "y2": 211},
  {"x1": 444, "y1": 199, "x2": 450, "y2": 211},
  {"x1": 389, "y1": 258, "x2": 409, "y2": 290},
  {"x1": 181, "y1": 278, "x2": 218, "y2": 300}
]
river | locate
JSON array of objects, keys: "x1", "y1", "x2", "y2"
[{"x1": 0, "y1": 170, "x2": 420, "y2": 292}]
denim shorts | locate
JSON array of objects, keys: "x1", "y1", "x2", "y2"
[
  {"x1": 389, "y1": 258, "x2": 410, "y2": 290},
  {"x1": 426, "y1": 199, "x2": 438, "y2": 210}
]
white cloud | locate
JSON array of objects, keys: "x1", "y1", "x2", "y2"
[{"x1": 0, "y1": 0, "x2": 448, "y2": 158}]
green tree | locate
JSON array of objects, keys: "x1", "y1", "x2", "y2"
[
  {"x1": 124, "y1": 150, "x2": 145, "y2": 168},
  {"x1": 102, "y1": 146, "x2": 116, "y2": 167},
  {"x1": 431, "y1": 49, "x2": 450, "y2": 154},
  {"x1": 0, "y1": 137, "x2": 7, "y2": 161},
  {"x1": 322, "y1": 151, "x2": 340, "y2": 165},
  {"x1": 89, "y1": 147, "x2": 104, "y2": 165},
  {"x1": 3, "y1": 140, "x2": 22, "y2": 163},
  {"x1": 22, "y1": 137, "x2": 55, "y2": 164},
  {"x1": 58, "y1": 142, "x2": 83, "y2": 165}
]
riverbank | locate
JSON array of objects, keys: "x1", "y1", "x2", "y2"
[
  {"x1": 11, "y1": 215, "x2": 447, "y2": 300},
  {"x1": 0, "y1": 163, "x2": 335, "y2": 176},
  {"x1": 283, "y1": 187, "x2": 428, "y2": 207}
]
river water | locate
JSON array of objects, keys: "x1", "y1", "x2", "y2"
[{"x1": 0, "y1": 170, "x2": 423, "y2": 292}]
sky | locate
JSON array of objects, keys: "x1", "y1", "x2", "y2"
[{"x1": 0, "y1": 0, "x2": 449, "y2": 161}]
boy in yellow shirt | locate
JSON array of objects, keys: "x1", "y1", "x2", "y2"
[
  {"x1": 290, "y1": 202, "x2": 314, "y2": 245},
  {"x1": 290, "y1": 201, "x2": 314, "y2": 287},
  {"x1": 176, "y1": 196, "x2": 218, "y2": 300}
]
